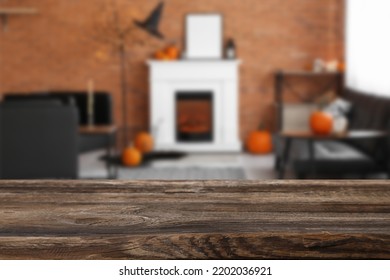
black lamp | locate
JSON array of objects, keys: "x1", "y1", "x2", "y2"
[{"x1": 135, "y1": 2, "x2": 165, "y2": 39}]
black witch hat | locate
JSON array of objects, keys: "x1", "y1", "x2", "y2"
[{"x1": 135, "y1": 2, "x2": 165, "y2": 39}]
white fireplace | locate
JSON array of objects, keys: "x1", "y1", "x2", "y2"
[{"x1": 148, "y1": 60, "x2": 241, "y2": 152}]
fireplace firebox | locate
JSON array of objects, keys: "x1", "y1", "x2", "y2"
[{"x1": 176, "y1": 92, "x2": 213, "y2": 142}]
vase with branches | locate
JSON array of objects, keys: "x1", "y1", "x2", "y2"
[{"x1": 92, "y1": 1, "x2": 164, "y2": 149}]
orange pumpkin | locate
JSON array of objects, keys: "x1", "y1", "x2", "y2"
[
  {"x1": 122, "y1": 146, "x2": 142, "y2": 166},
  {"x1": 134, "y1": 132, "x2": 154, "y2": 153},
  {"x1": 246, "y1": 130, "x2": 273, "y2": 154},
  {"x1": 155, "y1": 50, "x2": 169, "y2": 60},
  {"x1": 310, "y1": 111, "x2": 333, "y2": 135},
  {"x1": 164, "y1": 45, "x2": 180, "y2": 60}
]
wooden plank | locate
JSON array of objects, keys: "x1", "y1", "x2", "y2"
[
  {"x1": 0, "y1": 180, "x2": 389, "y2": 259},
  {"x1": 0, "y1": 233, "x2": 388, "y2": 260}
]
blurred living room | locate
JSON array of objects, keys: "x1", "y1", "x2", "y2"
[{"x1": 0, "y1": 0, "x2": 389, "y2": 181}]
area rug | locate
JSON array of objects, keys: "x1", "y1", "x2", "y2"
[
  {"x1": 81, "y1": 150, "x2": 246, "y2": 179},
  {"x1": 100, "y1": 151, "x2": 187, "y2": 166},
  {"x1": 118, "y1": 166, "x2": 246, "y2": 180}
]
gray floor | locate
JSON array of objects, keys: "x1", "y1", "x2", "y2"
[
  {"x1": 80, "y1": 150, "x2": 386, "y2": 180},
  {"x1": 78, "y1": 150, "x2": 288, "y2": 180}
]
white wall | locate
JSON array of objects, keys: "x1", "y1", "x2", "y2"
[{"x1": 346, "y1": 0, "x2": 390, "y2": 96}]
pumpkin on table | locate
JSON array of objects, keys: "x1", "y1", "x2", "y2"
[
  {"x1": 246, "y1": 129, "x2": 273, "y2": 154},
  {"x1": 310, "y1": 111, "x2": 333, "y2": 135},
  {"x1": 134, "y1": 132, "x2": 154, "y2": 153},
  {"x1": 122, "y1": 145, "x2": 142, "y2": 167}
]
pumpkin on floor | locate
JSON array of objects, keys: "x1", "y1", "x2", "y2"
[
  {"x1": 310, "y1": 111, "x2": 333, "y2": 135},
  {"x1": 246, "y1": 130, "x2": 273, "y2": 154},
  {"x1": 134, "y1": 132, "x2": 154, "y2": 153},
  {"x1": 122, "y1": 146, "x2": 142, "y2": 166}
]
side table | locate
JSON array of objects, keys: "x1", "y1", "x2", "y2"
[
  {"x1": 79, "y1": 125, "x2": 118, "y2": 179},
  {"x1": 278, "y1": 130, "x2": 388, "y2": 179}
]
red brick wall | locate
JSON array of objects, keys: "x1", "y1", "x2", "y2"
[{"x1": 0, "y1": 0, "x2": 344, "y2": 144}]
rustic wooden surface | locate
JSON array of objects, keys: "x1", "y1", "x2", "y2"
[{"x1": 0, "y1": 180, "x2": 389, "y2": 259}]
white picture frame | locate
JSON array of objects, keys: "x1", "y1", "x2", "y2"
[{"x1": 185, "y1": 14, "x2": 223, "y2": 59}]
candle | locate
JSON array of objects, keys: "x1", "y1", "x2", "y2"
[{"x1": 87, "y1": 79, "x2": 95, "y2": 126}]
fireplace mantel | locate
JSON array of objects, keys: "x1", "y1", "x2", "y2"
[
  {"x1": 148, "y1": 60, "x2": 241, "y2": 81},
  {"x1": 148, "y1": 60, "x2": 241, "y2": 152}
]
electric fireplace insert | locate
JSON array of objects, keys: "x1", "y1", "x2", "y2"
[{"x1": 176, "y1": 92, "x2": 213, "y2": 142}]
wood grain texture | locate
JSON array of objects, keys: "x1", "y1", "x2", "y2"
[{"x1": 0, "y1": 180, "x2": 389, "y2": 259}]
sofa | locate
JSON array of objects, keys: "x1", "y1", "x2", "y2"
[
  {"x1": 0, "y1": 99, "x2": 79, "y2": 179},
  {"x1": 3, "y1": 91, "x2": 113, "y2": 152},
  {"x1": 277, "y1": 88, "x2": 390, "y2": 178}
]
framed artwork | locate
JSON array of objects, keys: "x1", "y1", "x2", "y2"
[{"x1": 185, "y1": 14, "x2": 223, "y2": 59}]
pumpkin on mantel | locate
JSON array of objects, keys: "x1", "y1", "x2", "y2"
[
  {"x1": 164, "y1": 45, "x2": 180, "y2": 60},
  {"x1": 122, "y1": 145, "x2": 142, "y2": 166},
  {"x1": 310, "y1": 111, "x2": 333, "y2": 135},
  {"x1": 246, "y1": 130, "x2": 273, "y2": 154},
  {"x1": 154, "y1": 50, "x2": 169, "y2": 60},
  {"x1": 154, "y1": 45, "x2": 180, "y2": 60}
]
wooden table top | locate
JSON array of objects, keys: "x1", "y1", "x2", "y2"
[
  {"x1": 0, "y1": 180, "x2": 389, "y2": 259},
  {"x1": 79, "y1": 125, "x2": 117, "y2": 134},
  {"x1": 280, "y1": 129, "x2": 388, "y2": 140}
]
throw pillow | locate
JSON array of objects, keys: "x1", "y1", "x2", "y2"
[{"x1": 324, "y1": 98, "x2": 353, "y2": 133}]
